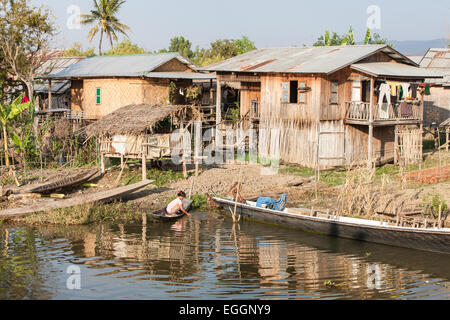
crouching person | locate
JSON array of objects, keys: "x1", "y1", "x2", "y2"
[{"x1": 166, "y1": 191, "x2": 191, "y2": 216}]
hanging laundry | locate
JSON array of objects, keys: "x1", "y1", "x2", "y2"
[
  {"x1": 378, "y1": 83, "x2": 391, "y2": 120},
  {"x1": 378, "y1": 83, "x2": 391, "y2": 106},
  {"x1": 400, "y1": 101, "x2": 413, "y2": 117},
  {"x1": 410, "y1": 83, "x2": 419, "y2": 99},
  {"x1": 424, "y1": 84, "x2": 431, "y2": 96},
  {"x1": 401, "y1": 83, "x2": 410, "y2": 99},
  {"x1": 387, "y1": 81, "x2": 402, "y2": 96}
]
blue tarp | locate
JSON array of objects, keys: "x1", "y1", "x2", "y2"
[{"x1": 256, "y1": 193, "x2": 288, "y2": 211}]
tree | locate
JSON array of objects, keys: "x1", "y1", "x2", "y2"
[
  {"x1": 166, "y1": 36, "x2": 194, "y2": 59},
  {"x1": 314, "y1": 31, "x2": 346, "y2": 46},
  {"x1": 80, "y1": 0, "x2": 131, "y2": 55},
  {"x1": 0, "y1": 94, "x2": 30, "y2": 167},
  {"x1": 314, "y1": 27, "x2": 387, "y2": 46},
  {"x1": 106, "y1": 39, "x2": 144, "y2": 55},
  {"x1": 63, "y1": 42, "x2": 96, "y2": 57},
  {"x1": 0, "y1": 0, "x2": 56, "y2": 106},
  {"x1": 235, "y1": 36, "x2": 256, "y2": 55}
]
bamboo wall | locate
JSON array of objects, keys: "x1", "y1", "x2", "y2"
[
  {"x1": 71, "y1": 78, "x2": 171, "y2": 120},
  {"x1": 345, "y1": 125, "x2": 396, "y2": 164},
  {"x1": 424, "y1": 86, "x2": 450, "y2": 125},
  {"x1": 154, "y1": 58, "x2": 192, "y2": 72},
  {"x1": 259, "y1": 74, "x2": 321, "y2": 167}
]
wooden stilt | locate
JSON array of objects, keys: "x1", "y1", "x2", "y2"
[
  {"x1": 394, "y1": 127, "x2": 399, "y2": 166},
  {"x1": 216, "y1": 81, "x2": 222, "y2": 125},
  {"x1": 48, "y1": 79, "x2": 52, "y2": 110},
  {"x1": 368, "y1": 77, "x2": 374, "y2": 167},
  {"x1": 446, "y1": 128, "x2": 449, "y2": 152},
  {"x1": 142, "y1": 153, "x2": 147, "y2": 181},
  {"x1": 100, "y1": 153, "x2": 105, "y2": 174}
]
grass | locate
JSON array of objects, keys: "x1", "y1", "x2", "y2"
[
  {"x1": 279, "y1": 150, "x2": 450, "y2": 188},
  {"x1": 119, "y1": 167, "x2": 185, "y2": 187},
  {"x1": 18, "y1": 202, "x2": 141, "y2": 226}
]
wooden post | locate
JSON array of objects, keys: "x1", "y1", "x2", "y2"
[
  {"x1": 394, "y1": 127, "x2": 398, "y2": 166},
  {"x1": 216, "y1": 80, "x2": 222, "y2": 125},
  {"x1": 445, "y1": 127, "x2": 450, "y2": 152},
  {"x1": 142, "y1": 153, "x2": 147, "y2": 181},
  {"x1": 438, "y1": 203, "x2": 442, "y2": 229},
  {"x1": 48, "y1": 79, "x2": 52, "y2": 110},
  {"x1": 368, "y1": 77, "x2": 374, "y2": 167},
  {"x1": 100, "y1": 153, "x2": 105, "y2": 174}
]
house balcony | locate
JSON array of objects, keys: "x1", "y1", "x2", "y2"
[{"x1": 345, "y1": 102, "x2": 422, "y2": 126}]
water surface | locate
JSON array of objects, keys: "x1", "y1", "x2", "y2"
[{"x1": 1, "y1": 212, "x2": 449, "y2": 300}]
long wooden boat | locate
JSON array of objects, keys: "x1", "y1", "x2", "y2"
[
  {"x1": 151, "y1": 199, "x2": 193, "y2": 222},
  {"x1": 0, "y1": 180, "x2": 154, "y2": 219},
  {"x1": 212, "y1": 197, "x2": 450, "y2": 255},
  {"x1": 26, "y1": 169, "x2": 99, "y2": 194}
]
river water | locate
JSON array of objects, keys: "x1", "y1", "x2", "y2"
[{"x1": 1, "y1": 212, "x2": 449, "y2": 300}]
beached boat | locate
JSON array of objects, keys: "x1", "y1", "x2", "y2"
[
  {"x1": 26, "y1": 169, "x2": 99, "y2": 194},
  {"x1": 212, "y1": 197, "x2": 450, "y2": 255},
  {"x1": 0, "y1": 180, "x2": 154, "y2": 219},
  {"x1": 151, "y1": 199, "x2": 193, "y2": 222}
]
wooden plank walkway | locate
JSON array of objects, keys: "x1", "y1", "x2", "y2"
[{"x1": 0, "y1": 180, "x2": 154, "y2": 219}]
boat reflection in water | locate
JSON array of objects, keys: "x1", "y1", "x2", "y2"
[{"x1": 1, "y1": 212, "x2": 449, "y2": 300}]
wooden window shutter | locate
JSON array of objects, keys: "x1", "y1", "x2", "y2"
[{"x1": 281, "y1": 82, "x2": 289, "y2": 103}]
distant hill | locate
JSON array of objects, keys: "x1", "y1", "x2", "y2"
[{"x1": 389, "y1": 39, "x2": 449, "y2": 55}]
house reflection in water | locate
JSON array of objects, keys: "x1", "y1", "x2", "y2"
[{"x1": 9, "y1": 213, "x2": 447, "y2": 299}]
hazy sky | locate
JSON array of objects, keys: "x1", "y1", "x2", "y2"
[{"x1": 31, "y1": 0, "x2": 450, "y2": 51}]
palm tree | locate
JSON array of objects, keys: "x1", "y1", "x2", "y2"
[{"x1": 80, "y1": 0, "x2": 131, "y2": 55}]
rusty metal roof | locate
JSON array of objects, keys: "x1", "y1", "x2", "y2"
[
  {"x1": 201, "y1": 45, "x2": 418, "y2": 75},
  {"x1": 419, "y1": 48, "x2": 450, "y2": 86}
]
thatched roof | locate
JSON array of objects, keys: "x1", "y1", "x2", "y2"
[{"x1": 85, "y1": 104, "x2": 189, "y2": 137}]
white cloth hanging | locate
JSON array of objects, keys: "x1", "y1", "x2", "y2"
[
  {"x1": 378, "y1": 83, "x2": 391, "y2": 119},
  {"x1": 401, "y1": 83, "x2": 410, "y2": 99}
]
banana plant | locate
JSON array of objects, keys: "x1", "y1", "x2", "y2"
[
  {"x1": 324, "y1": 30, "x2": 331, "y2": 46},
  {"x1": 364, "y1": 28, "x2": 372, "y2": 45},
  {"x1": 0, "y1": 95, "x2": 31, "y2": 167}
]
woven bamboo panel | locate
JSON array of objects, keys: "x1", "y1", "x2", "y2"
[{"x1": 76, "y1": 78, "x2": 170, "y2": 120}]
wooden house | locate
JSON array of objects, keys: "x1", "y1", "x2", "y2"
[
  {"x1": 43, "y1": 53, "x2": 215, "y2": 121},
  {"x1": 419, "y1": 48, "x2": 450, "y2": 126},
  {"x1": 203, "y1": 45, "x2": 442, "y2": 168}
]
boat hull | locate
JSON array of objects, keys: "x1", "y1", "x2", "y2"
[
  {"x1": 213, "y1": 197, "x2": 450, "y2": 255},
  {"x1": 151, "y1": 199, "x2": 193, "y2": 222}
]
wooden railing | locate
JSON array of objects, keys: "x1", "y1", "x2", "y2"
[{"x1": 346, "y1": 102, "x2": 422, "y2": 123}]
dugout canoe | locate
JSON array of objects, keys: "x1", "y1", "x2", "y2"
[
  {"x1": 151, "y1": 199, "x2": 193, "y2": 222},
  {"x1": 0, "y1": 180, "x2": 154, "y2": 219},
  {"x1": 212, "y1": 197, "x2": 450, "y2": 255},
  {"x1": 26, "y1": 169, "x2": 99, "y2": 194}
]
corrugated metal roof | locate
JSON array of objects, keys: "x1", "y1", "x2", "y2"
[
  {"x1": 44, "y1": 53, "x2": 199, "y2": 79},
  {"x1": 36, "y1": 57, "x2": 85, "y2": 76},
  {"x1": 34, "y1": 80, "x2": 71, "y2": 94},
  {"x1": 145, "y1": 72, "x2": 215, "y2": 80},
  {"x1": 419, "y1": 48, "x2": 450, "y2": 85},
  {"x1": 201, "y1": 45, "x2": 417, "y2": 74},
  {"x1": 351, "y1": 62, "x2": 443, "y2": 79},
  {"x1": 406, "y1": 55, "x2": 424, "y2": 64}
]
